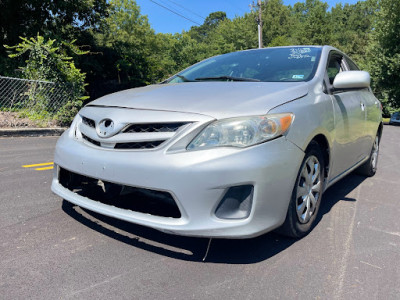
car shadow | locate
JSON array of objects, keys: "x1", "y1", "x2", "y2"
[{"x1": 62, "y1": 173, "x2": 366, "y2": 264}]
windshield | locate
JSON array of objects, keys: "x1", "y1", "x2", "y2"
[{"x1": 167, "y1": 47, "x2": 322, "y2": 83}]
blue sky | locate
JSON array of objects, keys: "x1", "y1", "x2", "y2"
[{"x1": 135, "y1": 0, "x2": 361, "y2": 34}]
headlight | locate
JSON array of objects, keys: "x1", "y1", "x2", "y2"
[{"x1": 187, "y1": 113, "x2": 294, "y2": 150}]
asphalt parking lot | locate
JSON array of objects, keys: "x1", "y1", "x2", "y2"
[{"x1": 1, "y1": 125, "x2": 399, "y2": 299}]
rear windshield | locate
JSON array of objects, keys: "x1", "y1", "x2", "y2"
[{"x1": 167, "y1": 47, "x2": 322, "y2": 83}]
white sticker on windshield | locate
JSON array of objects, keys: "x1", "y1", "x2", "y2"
[
  {"x1": 311, "y1": 56, "x2": 316, "y2": 62},
  {"x1": 289, "y1": 48, "x2": 311, "y2": 59},
  {"x1": 292, "y1": 75, "x2": 305, "y2": 79}
]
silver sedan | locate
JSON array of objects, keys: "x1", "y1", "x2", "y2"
[{"x1": 52, "y1": 46, "x2": 382, "y2": 238}]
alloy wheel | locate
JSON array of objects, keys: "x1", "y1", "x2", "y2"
[
  {"x1": 371, "y1": 136, "x2": 379, "y2": 171},
  {"x1": 296, "y1": 155, "x2": 322, "y2": 224}
]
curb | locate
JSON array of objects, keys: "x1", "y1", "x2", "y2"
[{"x1": 0, "y1": 127, "x2": 67, "y2": 137}]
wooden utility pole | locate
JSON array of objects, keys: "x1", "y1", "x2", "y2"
[
  {"x1": 257, "y1": 0, "x2": 263, "y2": 48},
  {"x1": 251, "y1": 1, "x2": 263, "y2": 48}
]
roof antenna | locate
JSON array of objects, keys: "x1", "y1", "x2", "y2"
[{"x1": 202, "y1": 238, "x2": 213, "y2": 262}]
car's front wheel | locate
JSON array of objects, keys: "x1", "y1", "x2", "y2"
[{"x1": 277, "y1": 141, "x2": 325, "y2": 238}]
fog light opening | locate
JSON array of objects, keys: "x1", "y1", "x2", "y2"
[{"x1": 215, "y1": 185, "x2": 254, "y2": 220}]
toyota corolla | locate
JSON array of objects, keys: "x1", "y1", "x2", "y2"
[{"x1": 52, "y1": 46, "x2": 382, "y2": 238}]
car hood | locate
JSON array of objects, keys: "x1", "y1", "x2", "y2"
[{"x1": 90, "y1": 82, "x2": 309, "y2": 119}]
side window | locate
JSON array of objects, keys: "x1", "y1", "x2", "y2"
[
  {"x1": 346, "y1": 57, "x2": 360, "y2": 71},
  {"x1": 327, "y1": 55, "x2": 344, "y2": 84}
]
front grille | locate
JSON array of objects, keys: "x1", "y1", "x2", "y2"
[
  {"x1": 59, "y1": 167, "x2": 181, "y2": 218},
  {"x1": 82, "y1": 116, "x2": 95, "y2": 128},
  {"x1": 123, "y1": 122, "x2": 190, "y2": 133},
  {"x1": 79, "y1": 117, "x2": 192, "y2": 151},
  {"x1": 115, "y1": 140, "x2": 165, "y2": 149},
  {"x1": 82, "y1": 133, "x2": 101, "y2": 146},
  {"x1": 81, "y1": 133, "x2": 165, "y2": 149}
]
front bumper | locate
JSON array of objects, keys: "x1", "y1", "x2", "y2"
[{"x1": 52, "y1": 130, "x2": 304, "y2": 238}]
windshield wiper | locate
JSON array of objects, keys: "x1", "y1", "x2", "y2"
[
  {"x1": 194, "y1": 76, "x2": 260, "y2": 82},
  {"x1": 175, "y1": 75, "x2": 197, "y2": 82}
]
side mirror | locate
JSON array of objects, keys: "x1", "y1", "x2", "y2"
[{"x1": 333, "y1": 71, "x2": 370, "y2": 90}]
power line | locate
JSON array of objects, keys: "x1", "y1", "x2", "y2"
[
  {"x1": 157, "y1": 0, "x2": 204, "y2": 21},
  {"x1": 148, "y1": 0, "x2": 202, "y2": 26},
  {"x1": 163, "y1": 0, "x2": 206, "y2": 20}
]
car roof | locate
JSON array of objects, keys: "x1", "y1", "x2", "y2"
[{"x1": 234, "y1": 45, "x2": 340, "y2": 58}]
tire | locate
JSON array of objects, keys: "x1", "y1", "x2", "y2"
[
  {"x1": 277, "y1": 141, "x2": 325, "y2": 238},
  {"x1": 356, "y1": 134, "x2": 380, "y2": 177}
]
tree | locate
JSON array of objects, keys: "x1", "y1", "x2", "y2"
[
  {"x1": 0, "y1": 0, "x2": 388, "y2": 108},
  {"x1": 261, "y1": 0, "x2": 293, "y2": 46},
  {"x1": 210, "y1": 14, "x2": 257, "y2": 51},
  {"x1": 330, "y1": 2, "x2": 375, "y2": 64},
  {"x1": 189, "y1": 12, "x2": 227, "y2": 42},
  {"x1": 5, "y1": 35, "x2": 88, "y2": 125},
  {"x1": 290, "y1": 0, "x2": 331, "y2": 45},
  {"x1": 0, "y1": 0, "x2": 108, "y2": 75},
  {"x1": 93, "y1": 0, "x2": 156, "y2": 94},
  {"x1": 367, "y1": 0, "x2": 400, "y2": 109}
]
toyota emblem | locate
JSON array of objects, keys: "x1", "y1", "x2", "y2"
[{"x1": 96, "y1": 119, "x2": 115, "y2": 138}]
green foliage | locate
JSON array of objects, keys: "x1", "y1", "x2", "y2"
[
  {"x1": 290, "y1": 0, "x2": 331, "y2": 45},
  {"x1": 329, "y1": 1, "x2": 375, "y2": 64},
  {"x1": 5, "y1": 35, "x2": 87, "y2": 83},
  {"x1": 261, "y1": 0, "x2": 293, "y2": 46},
  {"x1": 268, "y1": 35, "x2": 294, "y2": 47},
  {"x1": 211, "y1": 15, "x2": 258, "y2": 51},
  {"x1": 55, "y1": 100, "x2": 84, "y2": 127},
  {"x1": 0, "y1": 0, "x2": 109, "y2": 76},
  {"x1": 18, "y1": 108, "x2": 53, "y2": 127},
  {"x1": 95, "y1": 0, "x2": 157, "y2": 87},
  {"x1": 366, "y1": 0, "x2": 400, "y2": 108},
  {"x1": 5, "y1": 35, "x2": 88, "y2": 125},
  {"x1": 189, "y1": 11, "x2": 227, "y2": 42},
  {"x1": 1, "y1": 0, "x2": 399, "y2": 112}
]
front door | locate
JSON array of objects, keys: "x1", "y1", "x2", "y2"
[{"x1": 326, "y1": 53, "x2": 367, "y2": 180}]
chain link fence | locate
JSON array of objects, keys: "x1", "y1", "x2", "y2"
[{"x1": 0, "y1": 76, "x2": 74, "y2": 114}]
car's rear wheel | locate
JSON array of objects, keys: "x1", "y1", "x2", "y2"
[
  {"x1": 356, "y1": 134, "x2": 380, "y2": 177},
  {"x1": 277, "y1": 141, "x2": 325, "y2": 238}
]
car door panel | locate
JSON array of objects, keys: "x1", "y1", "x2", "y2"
[
  {"x1": 343, "y1": 55, "x2": 381, "y2": 151},
  {"x1": 363, "y1": 90, "x2": 381, "y2": 145},
  {"x1": 330, "y1": 91, "x2": 368, "y2": 178},
  {"x1": 326, "y1": 53, "x2": 369, "y2": 180}
]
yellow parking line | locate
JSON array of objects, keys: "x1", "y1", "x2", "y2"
[
  {"x1": 22, "y1": 162, "x2": 54, "y2": 168},
  {"x1": 35, "y1": 166, "x2": 54, "y2": 171}
]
